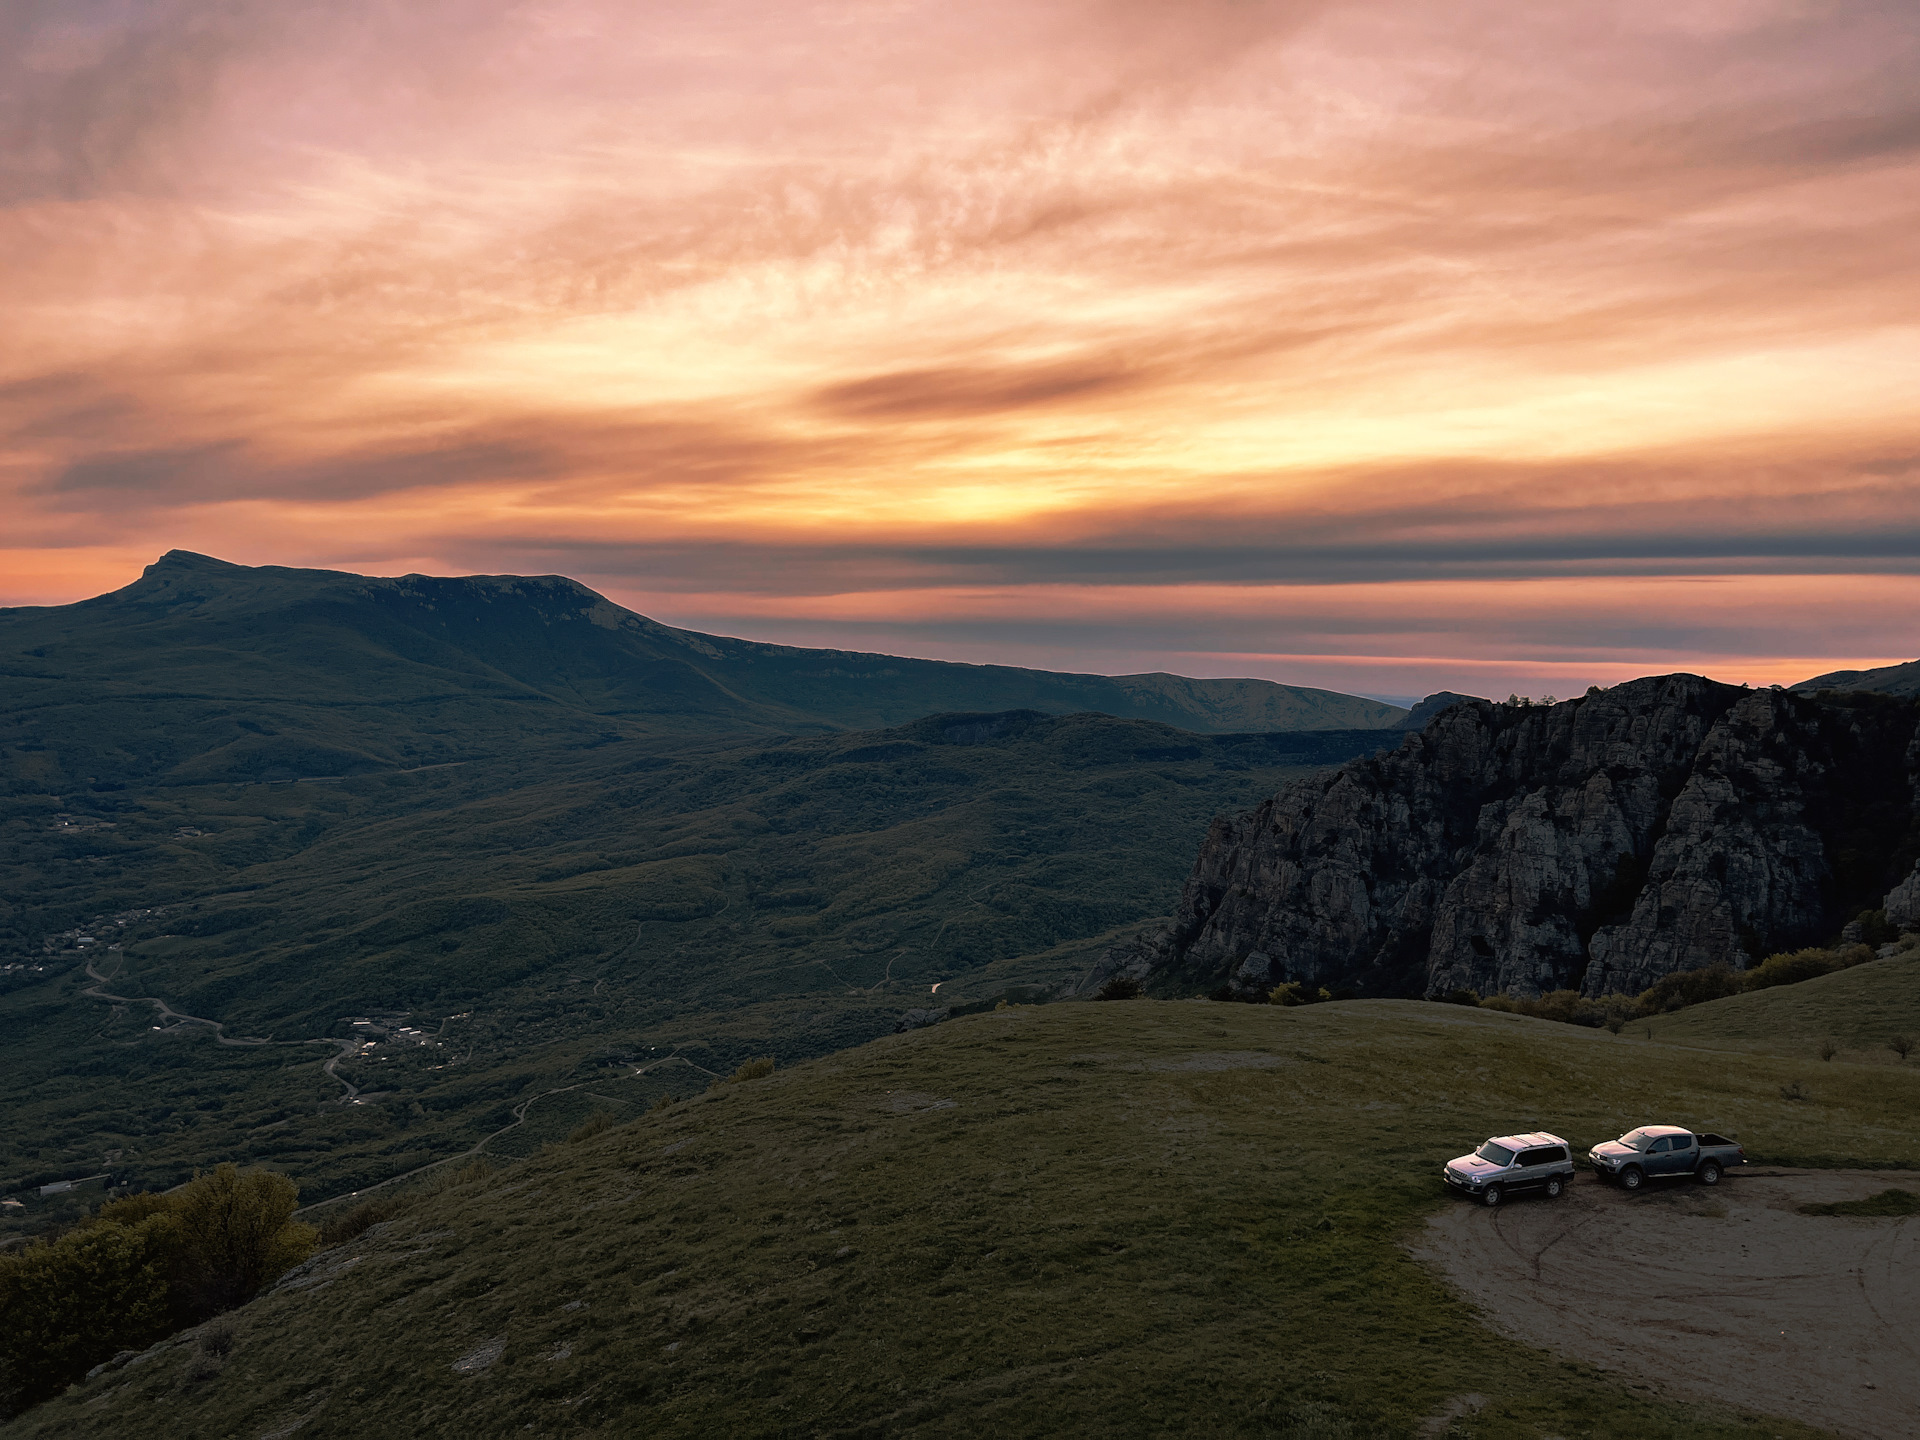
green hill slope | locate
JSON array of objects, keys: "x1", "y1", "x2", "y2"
[
  {"x1": 22, "y1": 999, "x2": 1908, "y2": 1439},
  {"x1": 1643, "y1": 948, "x2": 1920, "y2": 1058},
  {"x1": 0, "y1": 551, "x2": 1402, "y2": 795}
]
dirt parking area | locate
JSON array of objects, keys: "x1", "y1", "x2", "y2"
[{"x1": 1415, "y1": 1169, "x2": 1920, "y2": 1440}]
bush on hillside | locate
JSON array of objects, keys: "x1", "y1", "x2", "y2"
[
  {"x1": 1267, "y1": 981, "x2": 1331, "y2": 1006},
  {"x1": 711, "y1": 1056, "x2": 775, "y2": 1090},
  {"x1": 316, "y1": 1193, "x2": 413, "y2": 1249},
  {"x1": 0, "y1": 1210, "x2": 176, "y2": 1415},
  {"x1": 1476, "y1": 989, "x2": 1636, "y2": 1030},
  {"x1": 1743, "y1": 944, "x2": 1873, "y2": 991},
  {"x1": 1095, "y1": 976, "x2": 1141, "y2": 1001},
  {"x1": 169, "y1": 1165, "x2": 314, "y2": 1321},
  {"x1": 0, "y1": 1165, "x2": 313, "y2": 1418},
  {"x1": 567, "y1": 1110, "x2": 620, "y2": 1143},
  {"x1": 1636, "y1": 965, "x2": 1745, "y2": 1013}
]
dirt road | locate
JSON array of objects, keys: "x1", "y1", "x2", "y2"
[
  {"x1": 83, "y1": 959, "x2": 270, "y2": 1045},
  {"x1": 1415, "y1": 1169, "x2": 1920, "y2": 1440}
]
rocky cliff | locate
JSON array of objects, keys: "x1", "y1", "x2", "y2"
[{"x1": 1080, "y1": 675, "x2": 1920, "y2": 1001}]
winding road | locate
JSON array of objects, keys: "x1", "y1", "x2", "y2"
[
  {"x1": 83, "y1": 959, "x2": 273, "y2": 1046},
  {"x1": 85, "y1": 958, "x2": 364, "y2": 1100}
]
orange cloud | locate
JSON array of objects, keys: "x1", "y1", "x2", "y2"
[{"x1": 2, "y1": 1, "x2": 1918, "y2": 694}]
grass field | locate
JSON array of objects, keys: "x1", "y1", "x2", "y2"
[
  {"x1": 1642, "y1": 948, "x2": 1920, "y2": 1061},
  {"x1": 22, "y1": 993, "x2": 1917, "y2": 1439}
]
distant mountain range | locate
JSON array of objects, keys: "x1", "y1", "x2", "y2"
[
  {"x1": 1795, "y1": 658, "x2": 1920, "y2": 697},
  {"x1": 0, "y1": 551, "x2": 1403, "y2": 794}
]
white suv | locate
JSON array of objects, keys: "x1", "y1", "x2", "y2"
[{"x1": 1443, "y1": 1131, "x2": 1575, "y2": 1206}]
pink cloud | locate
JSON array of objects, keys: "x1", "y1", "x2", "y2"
[{"x1": 2, "y1": 0, "x2": 1917, "y2": 691}]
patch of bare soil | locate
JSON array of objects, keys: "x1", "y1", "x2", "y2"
[{"x1": 1414, "y1": 1170, "x2": 1920, "y2": 1440}]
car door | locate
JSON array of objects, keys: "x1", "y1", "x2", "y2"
[
  {"x1": 1511, "y1": 1148, "x2": 1543, "y2": 1188},
  {"x1": 1644, "y1": 1135, "x2": 1672, "y2": 1174},
  {"x1": 1668, "y1": 1132, "x2": 1695, "y2": 1175}
]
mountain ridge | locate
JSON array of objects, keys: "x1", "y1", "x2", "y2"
[
  {"x1": 1794, "y1": 656, "x2": 1920, "y2": 698},
  {"x1": 0, "y1": 551, "x2": 1403, "y2": 795}
]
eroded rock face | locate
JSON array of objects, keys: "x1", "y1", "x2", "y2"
[{"x1": 1085, "y1": 676, "x2": 1919, "y2": 1001}]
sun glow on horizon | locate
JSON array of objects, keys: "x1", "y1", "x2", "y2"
[{"x1": 3, "y1": 0, "x2": 1917, "y2": 694}]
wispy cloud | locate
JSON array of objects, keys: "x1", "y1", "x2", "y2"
[{"x1": 2, "y1": 0, "x2": 1917, "y2": 693}]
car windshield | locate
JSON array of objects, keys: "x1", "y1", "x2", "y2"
[
  {"x1": 1475, "y1": 1142, "x2": 1515, "y2": 1165},
  {"x1": 1616, "y1": 1129, "x2": 1652, "y2": 1151}
]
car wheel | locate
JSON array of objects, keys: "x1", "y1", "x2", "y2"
[
  {"x1": 1620, "y1": 1166, "x2": 1644, "y2": 1192},
  {"x1": 1698, "y1": 1160, "x2": 1722, "y2": 1186},
  {"x1": 1482, "y1": 1185, "x2": 1503, "y2": 1207},
  {"x1": 1545, "y1": 1176, "x2": 1564, "y2": 1198}
]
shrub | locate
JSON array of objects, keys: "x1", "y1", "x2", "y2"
[
  {"x1": 0, "y1": 1166, "x2": 312, "y2": 1415},
  {"x1": 1891, "y1": 1034, "x2": 1915, "y2": 1062},
  {"x1": 439, "y1": 1158, "x2": 495, "y2": 1190},
  {"x1": 1779, "y1": 1079, "x2": 1811, "y2": 1102},
  {"x1": 712, "y1": 1056, "x2": 775, "y2": 1090},
  {"x1": 1744, "y1": 947, "x2": 1841, "y2": 992},
  {"x1": 567, "y1": 1110, "x2": 620, "y2": 1143},
  {"x1": 1095, "y1": 976, "x2": 1141, "y2": 1001},
  {"x1": 316, "y1": 1194, "x2": 412, "y2": 1249},
  {"x1": 0, "y1": 1211, "x2": 177, "y2": 1415},
  {"x1": 1593, "y1": 993, "x2": 1637, "y2": 1031},
  {"x1": 1819, "y1": 1037, "x2": 1840, "y2": 1062},
  {"x1": 1635, "y1": 965, "x2": 1743, "y2": 1015},
  {"x1": 181, "y1": 1319, "x2": 235, "y2": 1385},
  {"x1": 1474, "y1": 990, "x2": 1635, "y2": 1030},
  {"x1": 1528, "y1": 990, "x2": 1585, "y2": 1025},
  {"x1": 1438, "y1": 988, "x2": 1480, "y2": 1007},
  {"x1": 1268, "y1": 982, "x2": 1330, "y2": 1006},
  {"x1": 197, "y1": 1319, "x2": 235, "y2": 1360},
  {"x1": 169, "y1": 1165, "x2": 315, "y2": 1322}
]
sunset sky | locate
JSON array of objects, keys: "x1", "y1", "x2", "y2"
[{"x1": 4, "y1": 0, "x2": 1918, "y2": 700}]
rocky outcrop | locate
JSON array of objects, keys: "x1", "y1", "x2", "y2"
[
  {"x1": 1397, "y1": 691, "x2": 1481, "y2": 730},
  {"x1": 1887, "y1": 866, "x2": 1920, "y2": 930},
  {"x1": 1082, "y1": 676, "x2": 1920, "y2": 1002}
]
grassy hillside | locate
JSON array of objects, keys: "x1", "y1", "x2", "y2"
[
  {"x1": 1, "y1": 712, "x2": 1392, "y2": 1217},
  {"x1": 20, "y1": 998, "x2": 1914, "y2": 1439},
  {"x1": 1642, "y1": 948, "x2": 1920, "y2": 1058}
]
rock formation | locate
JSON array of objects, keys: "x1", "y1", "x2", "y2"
[
  {"x1": 1396, "y1": 691, "x2": 1482, "y2": 729},
  {"x1": 1078, "y1": 676, "x2": 1920, "y2": 1001}
]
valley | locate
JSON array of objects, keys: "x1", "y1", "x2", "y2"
[{"x1": 1, "y1": 556, "x2": 1401, "y2": 1221}]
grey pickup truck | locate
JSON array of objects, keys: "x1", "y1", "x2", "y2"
[{"x1": 1587, "y1": 1125, "x2": 1745, "y2": 1190}]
